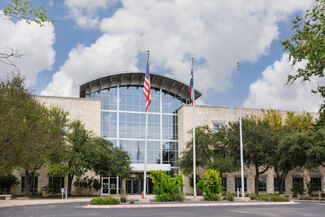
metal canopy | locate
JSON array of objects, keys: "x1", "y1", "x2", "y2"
[{"x1": 79, "y1": 72, "x2": 202, "y2": 101}]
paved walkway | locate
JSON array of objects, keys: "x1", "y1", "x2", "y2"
[
  {"x1": 0, "y1": 195, "x2": 156, "y2": 208},
  {"x1": 2, "y1": 195, "x2": 321, "y2": 208},
  {"x1": 0, "y1": 197, "x2": 94, "y2": 208}
]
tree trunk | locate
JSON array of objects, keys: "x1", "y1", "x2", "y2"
[
  {"x1": 278, "y1": 176, "x2": 283, "y2": 194},
  {"x1": 25, "y1": 170, "x2": 31, "y2": 196},
  {"x1": 274, "y1": 169, "x2": 282, "y2": 194},
  {"x1": 68, "y1": 173, "x2": 74, "y2": 196},
  {"x1": 254, "y1": 165, "x2": 259, "y2": 196},
  {"x1": 279, "y1": 173, "x2": 287, "y2": 194}
]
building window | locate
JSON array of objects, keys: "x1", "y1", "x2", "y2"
[
  {"x1": 292, "y1": 177, "x2": 304, "y2": 188},
  {"x1": 21, "y1": 176, "x2": 38, "y2": 193},
  {"x1": 274, "y1": 178, "x2": 286, "y2": 192},
  {"x1": 90, "y1": 85, "x2": 185, "y2": 166},
  {"x1": 235, "y1": 177, "x2": 247, "y2": 192},
  {"x1": 222, "y1": 178, "x2": 227, "y2": 192},
  {"x1": 162, "y1": 141, "x2": 178, "y2": 166},
  {"x1": 48, "y1": 177, "x2": 65, "y2": 193},
  {"x1": 311, "y1": 178, "x2": 322, "y2": 191},
  {"x1": 258, "y1": 177, "x2": 267, "y2": 192}
]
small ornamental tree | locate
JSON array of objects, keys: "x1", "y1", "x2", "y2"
[
  {"x1": 150, "y1": 170, "x2": 185, "y2": 202},
  {"x1": 197, "y1": 169, "x2": 223, "y2": 201}
]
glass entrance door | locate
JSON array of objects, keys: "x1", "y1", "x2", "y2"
[
  {"x1": 110, "y1": 177, "x2": 117, "y2": 194},
  {"x1": 102, "y1": 178, "x2": 109, "y2": 195},
  {"x1": 101, "y1": 177, "x2": 119, "y2": 195},
  {"x1": 126, "y1": 177, "x2": 153, "y2": 194}
]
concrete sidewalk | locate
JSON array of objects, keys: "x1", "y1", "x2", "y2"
[
  {"x1": 0, "y1": 195, "x2": 155, "y2": 208},
  {"x1": 0, "y1": 197, "x2": 94, "y2": 208}
]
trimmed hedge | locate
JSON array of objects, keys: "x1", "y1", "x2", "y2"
[
  {"x1": 89, "y1": 197, "x2": 121, "y2": 205},
  {"x1": 256, "y1": 194, "x2": 289, "y2": 202}
]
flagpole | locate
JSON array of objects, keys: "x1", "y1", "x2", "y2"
[
  {"x1": 192, "y1": 57, "x2": 197, "y2": 198},
  {"x1": 143, "y1": 50, "x2": 149, "y2": 199},
  {"x1": 238, "y1": 61, "x2": 245, "y2": 198}
]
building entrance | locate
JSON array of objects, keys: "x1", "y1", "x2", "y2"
[
  {"x1": 126, "y1": 177, "x2": 153, "y2": 195},
  {"x1": 100, "y1": 177, "x2": 118, "y2": 196}
]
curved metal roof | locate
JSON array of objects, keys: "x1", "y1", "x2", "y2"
[{"x1": 79, "y1": 72, "x2": 202, "y2": 101}]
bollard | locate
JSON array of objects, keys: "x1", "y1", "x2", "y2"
[
  {"x1": 65, "y1": 188, "x2": 68, "y2": 199},
  {"x1": 61, "y1": 188, "x2": 64, "y2": 199},
  {"x1": 237, "y1": 188, "x2": 239, "y2": 198},
  {"x1": 319, "y1": 190, "x2": 321, "y2": 201}
]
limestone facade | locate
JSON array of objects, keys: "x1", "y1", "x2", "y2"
[{"x1": 178, "y1": 104, "x2": 324, "y2": 195}]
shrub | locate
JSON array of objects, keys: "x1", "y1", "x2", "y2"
[
  {"x1": 197, "y1": 169, "x2": 223, "y2": 201},
  {"x1": 130, "y1": 199, "x2": 135, "y2": 204},
  {"x1": 207, "y1": 193, "x2": 221, "y2": 201},
  {"x1": 120, "y1": 195, "x2": 127, "y2": 203},
  {"x1": 171, "y1": 192, "x2": 185, "y2": 202},
  {"x1": 291, "y1": 183, "x2": 305, "y2": 197},
  {"x1": 256, "y1": 194, "x2": 289, "y2": 202},
  {"x1": 226, "y1": 193, "x2": 235, "y2": 201},
  {"x1": 306, "y1": 182, "x2": 316, "y2": 196},
  {"x1": 150, "y1": 170, "x2": 185, "y2": 202},
  {"x1": 0, "y1": 174, "x2": 19, "y2": 193},
  {"x1": 89, "y1": 197, "x2": 121, "y2": 205},
  {"x1": 157, "y1": 194, "x2": 170, "y2": 202},
  {"x1": 246, "y1": 193, "x2": 256, "y2": 200}
]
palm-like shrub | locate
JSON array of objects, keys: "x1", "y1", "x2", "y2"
[
  {"x1": 197, "y1": 168, "x2": 223, "y2": 201},
  {"x1": 150, "y1": 170, "x2": 185, "y2": 202}
]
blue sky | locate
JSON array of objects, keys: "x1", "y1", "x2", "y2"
[{"x1": 1, "y1": 0, "x2": 323, "y2": 112}]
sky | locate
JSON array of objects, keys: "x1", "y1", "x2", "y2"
[{"x1": 0, "y1": 0, "x2": 324, "y2": 113}]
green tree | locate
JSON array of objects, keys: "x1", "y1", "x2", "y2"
[
  {"x1": 281, "y1": 0, "x2": 325, "y2": 113},
  {"x1": 0, "y1": 74, "x2": 67, "y2": 196},
  {"x1": 262, "y1": 109, "x2": 314, "y2": 194},
  {"x1": 49, "y1": 120, "x2": 132, "y2": 196},
  {"x1": 64, "y1": 120, "x2": 92, "y2": 196},
  {"x1": 0, "y1": 74, "x2": 33, "y2": 169},
  {"x1": 17, "y1": 105, "x2": 67, "y2": 195},
  {"x1": 306, "y1": 127, "x2": 325, "y2": 168},
  {"x1": 225, "y1": 116, "x2": 276, "y2": 195},
  {"x1": 278, "y1": 131, "x2": 313, "y2": 180},
  {"x1": 179, "y1": 125, "x2": 239, "y2": 182},
  {"x1": 88, "y1": 137, "x2": 131, "y2": 178}
]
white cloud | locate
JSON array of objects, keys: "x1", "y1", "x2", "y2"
[
  {"x1": 41, "y1": 34, "x2": 139, "y2": 96},
  {"x1": 243, "y1": 53, "x2": 324, "y2": 112},
  {"x1": 0, "y1": 18, "x2": 55, "y2": 86},
  {"x1": 64, "y1": 0, "x2": 117, "y2": 29},
  {"x1": 43, "y1": 0, "x2": 314, "y2": 99}
]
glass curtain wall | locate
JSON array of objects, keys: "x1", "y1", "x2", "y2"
[{"x1": 87, "y1": 85, "x2": 185, "y2": 170}]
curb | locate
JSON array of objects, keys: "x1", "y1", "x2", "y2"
[
  {"x1": 294, "y1": 200, "x2": 325, "y2": 203},
  {"x1": 83, "y1": 201, "x2": 296, "y2": 209}
]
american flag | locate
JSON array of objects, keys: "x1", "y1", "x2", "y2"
[
  {"x1": 189, "y1": 67, "x2": 194, "y2": 105},
  {"x1": 143, "y1": 58, "x2": 151, "y2": 111}
]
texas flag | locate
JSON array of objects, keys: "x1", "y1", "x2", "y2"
[{"x1": 189, "y1": 68, "x2": 194, "y2": 105}]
